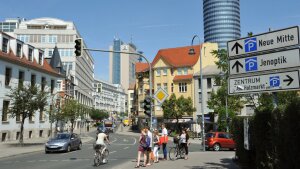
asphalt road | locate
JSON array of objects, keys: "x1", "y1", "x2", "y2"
[{"x1": 0, "y1": 131, "x2": 203, "y2": 169}]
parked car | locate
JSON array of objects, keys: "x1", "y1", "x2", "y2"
[
  {"x1": 45, "y1": 133, "x2": 82, "y2": 153},
  {"x1": 205, "y1": 132, "x2": 235, "y2": 151}
]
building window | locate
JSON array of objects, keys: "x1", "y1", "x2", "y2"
[
  {"x1": 157, "y1": 83, "x2": 161, "y2": 89},
  {"x1": 2, "y1": 37, "x2": 8, "y2": 53},
  {"x1": 41, "y1": 77, "x2": 46, "y2": 91},
  {"x1": 39, "y1": 111, "x2": 44, "y2": 121},
  {"x1": 171, "y1": 83, "x2": 174, "y2": 93},
  {"x1": 2, "y1": 101, "x2": 9, "y2": 122},
  {"x1": 28, "y1": 48, "x2": 33, "y2": 61},
  {"x1": 18, "y1": 71, "x2": 25, "y2": 87},
  {"x1": 31, "y1": 74, "x2": 36, "y2": 87},
  {"x1": 41, "y1": 35, "x2": 46, "y2": 43},
  {"x1": 163, "y1": 83, "x2": 168, "y2": 93},
  {"x1": 139, "y1": 85, "x2": 143, "y2": 95},
  {"x1": 162, "y1": 68, "x2": 167, "y2": 76},
  {"x1": 207, "y1": 78, "x2": 212, "y2": 89},
  {"x1": 177, "y1": 68, "x2": 182, "y2": 75},
  {"x1": 207, "y1": 92, "x2": 211, "y2": 100},
  {"x1": 183, "y1": 68, "x2": 188, "y2": 75},
  {"x1": 130, "y1": 93, "x2": 134, "y2": 98},
  {"x1": 48, "y1": 49, "x2": 53, "y2": 57},
  {"x1": 38, "y1": 52, "x2": 43, "y2": 65},
  {"x1": 5, "y1": 67, "x2": 12, "y2": 86},
  {"x1": 51, "y1": 80, "x2": 55, "y2": 94},
  {"x1": 49, "y1": 35, "x2": 57, "y2": 43},
  {"x1": 179, "y1": 83, "x2": 187, "y2": 93},
  {"x1": 198, "y1": 92, "x2": 202, "y2": 103},
  {"x1": 198, "y1": 79, "x2": 201, "y2": 89},
  {"x1": 156, "y1": 69, "x2": 161, "y2": 76},
  {"x1": 16, "y1": 43, "x2": 22, "y2": 57}
]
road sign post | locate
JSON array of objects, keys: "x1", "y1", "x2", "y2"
[{"x1": 228, "y1": 26, "x2": 300, "y2": 95}]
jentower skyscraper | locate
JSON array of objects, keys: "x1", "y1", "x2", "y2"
[{"x1": 203, "y1": 0, "x2": 241, "y2": 49}]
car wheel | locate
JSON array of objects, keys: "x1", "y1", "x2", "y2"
[
  {"x1": 45, "y1": 150, "x2": 49, "y2": 154},
  {"x1": 78, "y1": 142, "x2": 82, "y2": 150},
  {"x1": 213, "y1": 143, "x2": 221, "y2": 151},
  {"x1": 67, "y1": 145, "x2": 71, "y2": 152}
]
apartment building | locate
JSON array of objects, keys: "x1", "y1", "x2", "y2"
[
  {"x1": 0, "y1": 32, "x2": 63, "y2": 141},
  {"x1": 93, "y1": 79, "x2": 126, "y2": 114}
]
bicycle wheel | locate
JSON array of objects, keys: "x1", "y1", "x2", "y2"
[
  {"x1": 94, "y1": 152, "x2": 101, "y2": 166},
  {"x1": 168, "y1": 147, "x2": 177, "y2": 161},
  {"x1": 179, "y1": 148, "x2": 185, "y2": 159},
  {"x1": 101, "y1": 149, "x2": 109, "y2": 163}
]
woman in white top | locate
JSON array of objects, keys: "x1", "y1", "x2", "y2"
[{"x1": 179, "y1": 129, "x2": 189, "y2": 160}]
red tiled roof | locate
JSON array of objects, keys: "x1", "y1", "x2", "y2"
[
  {"x1": 0, "y1": 49, "x2": 62, "y2": 77},
  {"x1": 173, "y1": 74, "x2": 193, "y2": 81},
  {"x1": 152, "y1": 45, "x2": 202, "y2": 68},
  {"x1": 136, "y1": 62, "x2": 149, "y2": 73}
]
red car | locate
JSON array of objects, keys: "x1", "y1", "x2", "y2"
[{"x1": 205, "y1": 132, "x2": 235, "y2": 151}]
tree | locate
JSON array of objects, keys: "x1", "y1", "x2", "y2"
[
  {"x1": 89, "y1": 108, "x2": 109, "y2": 121},
  {"x1": 61, "y1": 99, "x2": 80, "y2": 133},
  {"x1": 207, "y1": 49, "x2": 245, "y2": 131},
  {"x1": 162, "y1": 94, "x2": 196, "y2": 131},
  {"x1": 6, "y1": 85, "x2": 48, "y2": 144}
]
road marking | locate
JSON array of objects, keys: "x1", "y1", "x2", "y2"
[
  {"x1": 110, "y1": 151, "x2": 117, "y2": 154},
  {"x1": 39, "y1": 160, "x2": 47, "y2": 162},
  {"x1": 111, "y1": 137, "x2": 117, "y2": 143},
  {"x1": 27, "y1": 160, "x2": 35, "y2": 163},
  {"x1": 123, "y1": 147, "x2": 129, "y2": 149}
]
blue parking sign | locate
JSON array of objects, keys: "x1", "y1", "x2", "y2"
[
  {"x1": 245, "y1": 57, "x2": 258, "y2": 72},
  {"x1": 244, "y1": 37, "x2": 257, "y2": 52},
  {"x1": 269, "y1": 76, "x2": 280, "y2": 87}
]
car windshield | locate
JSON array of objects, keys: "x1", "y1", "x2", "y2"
[
  {"x1": 55, "y1": 134, "x2": 70, "y2": 139},
  {"x1": 206, "y1": 133, "x2": 215, "y2": 138}
]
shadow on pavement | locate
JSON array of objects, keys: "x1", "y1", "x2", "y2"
[
  {"x1": 7, "y1": 143, "x2": 45, "y2": 147},
  {"x1": 184, "y1": 158, "x2": 238, "y2": 169}
]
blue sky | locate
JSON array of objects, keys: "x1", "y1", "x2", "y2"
[{"x1": 1, "y1": 0, "x2": 300, "y2": 81}]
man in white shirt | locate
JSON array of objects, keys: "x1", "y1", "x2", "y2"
[{"x1": 96, "y1": 130, "x2": 110, "y2": 149}]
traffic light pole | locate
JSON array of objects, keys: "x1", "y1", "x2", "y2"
[{"x1": 82, "y1": 48, "x2": 153, "y2": 129}]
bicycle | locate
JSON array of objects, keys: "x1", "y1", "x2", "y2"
[
  {"x1": 169, "y1": 138, "x2": 185, "y2": 160},
  {"x1": 93, "y1": 144, "x2": 109, "y2": 166}
]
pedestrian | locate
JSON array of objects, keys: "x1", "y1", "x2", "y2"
[
  {"x1": 153, "y1": 129, "x2": 160, "y2": 163},
  {"x1": 135, "y1": 129, "x2": 147, "y2": 168},
  {"x1": 161, "y1": 123, "x2": 168, "y2": 160},
  {"x1": 144, "y1": 126, "x2": 153, "y2": 166},
  {"x1": 179, "y1": 129, "x2": 189, "y2": 160}
]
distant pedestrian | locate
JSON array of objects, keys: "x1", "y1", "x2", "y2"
[
  {"x1": 145, "y1": 126, "x2": 153, "y2": 166},
  {"x1": 161, "y1": 124, "x2": 168, "y2": 160},
  {"x1": 153, "y1": 129, "x2": 160, "y2": 163},
  {"x1": 179, "y1": 129, "x2": 189, "y2": 160},
  {"x1": 135, "y1": 129, "x2": 147, "y2": 168}
]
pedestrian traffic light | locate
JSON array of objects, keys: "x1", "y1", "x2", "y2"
[
  {"x1": 74, "y1": 38, "x2": 83, "y2": 57},
  {"x1": 143, "y1": 96, "x2": 151, "y2": 117}
]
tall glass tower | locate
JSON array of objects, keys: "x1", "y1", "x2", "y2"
[
  {"x1": 112, "y1": 38, "x2": 122, "y2": 84},
  {"x1": 203, "y1": 0, "x2": 241, "y2": 49}
]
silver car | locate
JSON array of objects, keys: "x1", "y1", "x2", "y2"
[{"x1": 45, "y1": 133, "x2": 82, "y2": 153}]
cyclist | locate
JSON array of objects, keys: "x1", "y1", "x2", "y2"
[{"x1": 95, "y1": 129, "x2": 110, "y2": 155}]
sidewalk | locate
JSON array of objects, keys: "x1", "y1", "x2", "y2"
[
  {"x1": 115, "y1": 125, "x2": 240, "y2": 169},
  {"x1": 113, "y1": 151, "x2": 239, "y2": 169},
  {"x1": 0, "y1": 128, "x2": 95, "y2": 159}
]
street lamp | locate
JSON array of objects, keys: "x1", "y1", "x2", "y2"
[
  {"x1": 82, "y1": 48, "x2": 153, "y2": 129},
  {"x1": 188, "y1": 35, "x2": 205, "y2": 151}
]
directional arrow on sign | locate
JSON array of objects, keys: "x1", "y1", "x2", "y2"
[
  {"x1": 232, "y1": 60, "x2": 243, "y2": 73},
  {"x1": 231, "y1": 42, "x2": 243, "y2": 54},
  {"x1": 283, "y1": 75, "x2": 294, "y2": 86}
]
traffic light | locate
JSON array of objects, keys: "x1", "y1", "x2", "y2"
[
  {"x1": 74, "y1": 38, "x2": 83, "y2": 57},
  {"x1": 143, "y1": 96, "x2": 152, "y2": 117}
]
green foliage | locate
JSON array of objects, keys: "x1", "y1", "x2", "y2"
[
  {"x1": 6, "y1": 85, "x2": 48, "y2": 144},
  {"x1": 89, "y1": 108, "x2": 109, "y2": 121},
  {"x1": 208, "y1": 49, "x2": 245, "y2": 130},
  {"x1": 231, "y1": 95, "x2": 300, "y2": 169},
  {"x1": 162, "y1": 93, "x2": 196, "y2": 131},
  {"x1": 61, "y1": 99, "x2": 81, "y2": 133}
]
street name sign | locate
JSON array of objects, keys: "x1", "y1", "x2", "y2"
[
  {"x1": 229, "y1": 49, "x2": 300, "y2": 75},
  {"x1": 229, "y1": 70, "x2": 300, "y2": 95},
  {"x1": 227, "y1": 26, "x2": 299, "y2": 57},
  {"x1": 153, "y1": 87, "x2": 169, "y2": 104}
]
